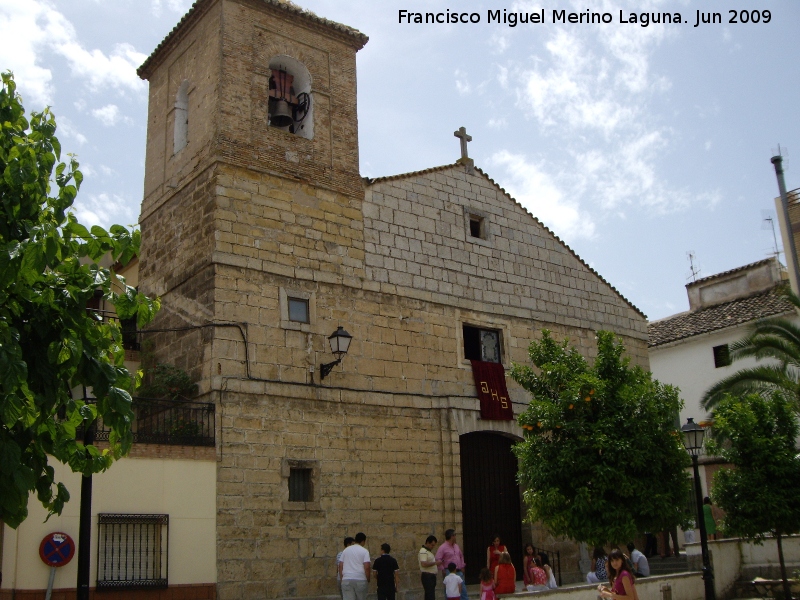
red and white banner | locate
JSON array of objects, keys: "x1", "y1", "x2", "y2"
[{"x1": 470, "y1": 360, "x2": 514, "y2": 421}]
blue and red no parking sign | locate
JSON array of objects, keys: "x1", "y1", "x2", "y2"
[{"x1": 39, "y1": 532, "x2": 75, "y2": 567}]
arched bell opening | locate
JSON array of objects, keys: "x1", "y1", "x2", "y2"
[{"x1": 267, "y1": 55, "x2": 313, "y2": 140}]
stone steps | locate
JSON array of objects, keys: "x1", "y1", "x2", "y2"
[{"x1": 647, "y1": 555, "x2": 690, "y2": 576}]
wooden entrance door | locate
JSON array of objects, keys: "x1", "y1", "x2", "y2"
[{"x1": 459, "y1": 432, "x2": 523, "y2": 584}]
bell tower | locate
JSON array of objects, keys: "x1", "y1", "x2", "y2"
[{"x1": 136, "y1": 0, "x2": 368, "y2": 383}]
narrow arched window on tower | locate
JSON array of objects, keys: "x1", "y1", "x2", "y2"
[
  {"x1": 173, "y1": 80, "x2": 189, "y2": 154},
  {"x1": 267, "y1": 56, "x2": 313, "y2": 140}
]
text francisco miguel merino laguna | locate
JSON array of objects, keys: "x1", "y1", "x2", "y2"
[{"x1": 398, "y1": 8, "x2": 772, "y2": 28}]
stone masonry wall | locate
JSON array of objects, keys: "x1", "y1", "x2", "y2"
[
  {"x1": 364, "y1": 165, "x2": 648, "y2": 365},
  {"x1": 215, "y1": 385, "x2": 462, "y2": 599}
]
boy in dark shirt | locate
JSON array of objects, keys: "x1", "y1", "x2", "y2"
[{"x1": 372, "y1": 543, "x2": 400, "y2": 600}]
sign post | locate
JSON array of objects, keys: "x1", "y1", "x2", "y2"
[{"x1": 39, "y1": 532, "x2": 75, "y2": 600}]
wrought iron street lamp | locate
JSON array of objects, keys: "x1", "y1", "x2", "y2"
[
  {"x1": 320, "y1": 326, "x2": 352, "y2": 380},
  {"x1": 681, "y1": 417, "x2": 716, "y2": 600}
]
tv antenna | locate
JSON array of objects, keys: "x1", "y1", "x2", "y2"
[
  {"x1": 761, "y1": 210, "x2": 782, "y2": 264},
  {"x1": 687, "y1": 251, "x2": 701, "y2": 283}
]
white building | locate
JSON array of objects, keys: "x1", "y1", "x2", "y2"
[{"x1": 648, "y1": 257, "x2": 795, "y2": 494}]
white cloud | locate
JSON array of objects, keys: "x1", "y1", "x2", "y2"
[
  {"x1": 56, "y1": 116, "x2": 87, "y2": 146},
  {"x1": 495, "y1": 0, "x2": 716, "y2": 226},
  {"x1": 151, "y1": 0, "x2": 193, "y2": 18},
  {"x1": 92, "y1": 104, "x2": 122, "y2": 126},
  {"x1": 454, "y1": 69, "x2": 471, "y2": 95},
  {"x1": 0, "y1": 0, "x2": 145, "y2": 107},
  {"x1": 488, "y1": 150, "x2": 596, "y2": 240},
  {"x1": 0, "y1": 0, "x2": 55, "y2": 105},
  {"x1": 74, "y1": 192, "x2": 138, "y2": 228}
]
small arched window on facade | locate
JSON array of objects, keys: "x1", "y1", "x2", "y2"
[
  {"x1": 267, "y1": 56, "x2": 313, "y2": 140},
  {"x1": 173, "y1": 80, "x2": 189, "y2": 154}
]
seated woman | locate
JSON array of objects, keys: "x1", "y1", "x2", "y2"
[
  {"x1": 526, "y1": 556, "x2": 548, "y2": 592},
  {"x1": 493, "y1": 552, "x2": 517, "y2": 595},
  {"x1": 586, "y1": 547, "x2": 608, "y2": 584},
  {"x1": 599, "y1": 549, "x2": 638, "y2": 599}
]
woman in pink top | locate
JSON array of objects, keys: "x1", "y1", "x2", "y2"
[{"x1": 599, "y1": 550, "x2": 638, "y2": 600}]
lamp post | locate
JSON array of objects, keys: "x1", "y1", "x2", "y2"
[
  {"x1": 320, "y1": 326, "x2": 352, "y2": 380},
  {"x1": 681, "y1": 418, "x2": 716, "y2": 600}
]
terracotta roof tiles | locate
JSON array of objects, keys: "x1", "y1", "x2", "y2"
[{"x1": 648, "y1": 286, "x2": 795, "y2": 348}]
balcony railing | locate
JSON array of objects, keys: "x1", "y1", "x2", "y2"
[{"x1": 87, "y1": 397, "x2": 215, "y2": 447}]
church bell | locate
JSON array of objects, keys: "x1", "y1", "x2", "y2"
[
  {"x1": 269, "y1": 68, "x2": 299, "y2": 129},
  {"x1": 270, "y1": 100, "x2": 293, "y2": 127}
]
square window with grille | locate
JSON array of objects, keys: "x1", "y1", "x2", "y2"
[
  {"x1": 713, "y1": 344, "x2": 731, "y2": 368},
  {"x1": 289, "y1": 468, "x2": 313, "y2": 502},
  {"x1": 463, "y1": 325, "x2": 501, "y2": 363},
  {"x1": 288, "y1": 298, "x2": 310, "y2": 323},
  {"x1": 97, "y1": 514, "x2": 168, "y2": 590}
]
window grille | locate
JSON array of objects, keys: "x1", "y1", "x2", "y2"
[
  {"x1": 289, "y1": 468, "x2": 313, "y2": 502},
  {"x1": 712, "y1": 344, "x2": 731, "y2": 368},
  {"x1": 97, "y1": 514, "x2": 168, "y2": 589}
]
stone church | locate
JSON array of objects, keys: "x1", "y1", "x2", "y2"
[{"x1": 135, "y1": 0, "x2": 648, "y2": 597}]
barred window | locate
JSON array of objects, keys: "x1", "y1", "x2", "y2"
[
  {"x1": 289, "y1": 468, "x2": 313, "y2": 502},
  {"x1": 713, "y1": 344, "x2": 731, "y2": 368},
  {"x1": 97, "y1": 514, "x2": 168, "y2": 589}
]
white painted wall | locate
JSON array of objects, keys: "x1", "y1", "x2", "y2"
[
  {"x1": 1, "y1": 456, "x2": 216, "y2": 591},
  {"x1": 649, "y1": 319, "x2": 798, "y2": 427}
]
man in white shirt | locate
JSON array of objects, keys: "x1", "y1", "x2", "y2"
[
  {"x1": 627, "y1": 542, "x2": 650, "y2": 577},
  {"x1": 339, "y1": 532, "x2": 370, "y2": 600}
]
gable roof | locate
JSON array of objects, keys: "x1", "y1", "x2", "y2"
[
  {"x1": 138, "y1": 0, "x2": 368, "y2": 79},
  {"x1": 364, "y1": 163, "x2": 646, "y2": 320},
  {"x1": 648, "y1": 286, "x2": 795, "y2": 348}
]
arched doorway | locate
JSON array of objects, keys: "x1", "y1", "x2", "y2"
[{"x1": 459, "y1": 431, "x2": 523, "y2": 584}]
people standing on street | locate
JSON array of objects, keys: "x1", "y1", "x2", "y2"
[
  {"x1": 487, "y1": 535, "x2": 507, "y2": 572},
  {"x1": 586, "y1": 547, "x2": 608, "y2": 584},
  {"x1": 337, "y1": 537, "x2": 355, "y2": 598},
  {"x1": 493, "y1": 552, "x2": 516, "y2": 595},
  {"x1": 660, "y1": 526, "x2": 680, "y2": 558},
  {"x1": 626, "y1": 542, "x2": 649, "y2": 577},
  {"x1": 443, "y1": 563, "x2": 463, "y2": 600},
  {"x1": 372, "y1": 543, "x2": 400, "y2": 600},
  {"x1": 418, "y1": 535, "x2": 440, "y2": 600},
  {"x1": 435, "y1": 529, "x2": 468, "y2": 600},
  {"x1": 598, "y1": 549, "x2": 638, "y2": 600},
  {"x1": 339, "y1": 532, "x2": 370, "y2": 600},
  {"x1": 703, "y1": 497, "x2": 718, "y2": 541}
]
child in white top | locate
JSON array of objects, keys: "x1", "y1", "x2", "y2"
[{"x1": 444, "y1": 563, "x2": 462, "y2": 600}]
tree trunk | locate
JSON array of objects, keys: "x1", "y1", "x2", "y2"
[{"x1": 776, "y1": 530, "x2": 792, "y2": 600}]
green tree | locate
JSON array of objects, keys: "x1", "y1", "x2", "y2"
[
  {"x1": 701, "y1": 287, "x2": 800, "y2": 414},
  {"x1": 0, "y1": 72, "x2": 159, "y2": 527},
  {"x1": 707, "y1": 393, "x2": 800, "y2": 600},
  {"x1": 511, "y1": 330, "x2": 691, "y2": 547}
]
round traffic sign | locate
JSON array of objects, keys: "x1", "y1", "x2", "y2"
[{"x1": 39, "y1": 532, "x2": 75, "y2": 567}]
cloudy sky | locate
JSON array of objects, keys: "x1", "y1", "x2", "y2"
[{"x1": 1, "y1": 0, "x2": 799, "y2": 320}]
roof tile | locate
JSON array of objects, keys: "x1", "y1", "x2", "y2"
[{"x1": 648, "y1": 286, "x2": 795, "y2": 348}]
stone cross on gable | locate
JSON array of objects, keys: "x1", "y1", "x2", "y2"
[{"x1": 454, "y1": 126, "x2": 475, "y2": 174}]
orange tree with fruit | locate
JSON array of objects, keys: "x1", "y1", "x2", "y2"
[{"x1": 511, "y1": 330, "x2": 691, "y2": 547}]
